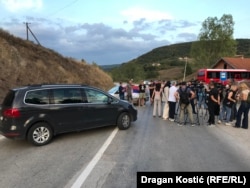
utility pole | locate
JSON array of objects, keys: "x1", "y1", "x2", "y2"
[
  {"x1": 23, "y1": 22, "x2": 41, "y2": 46},
  {"x1": 183, "y1": 57, "x2": 188, "y2": 81},
  {"x1": 24, "y1": 22, "x2": 30, "y2": 41}
]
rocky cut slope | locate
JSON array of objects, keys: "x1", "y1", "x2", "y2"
[{"x1": 0, "y1": 29, "x2": 114, "y2": 102}]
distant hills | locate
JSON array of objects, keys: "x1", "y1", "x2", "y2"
[
  {"x1": 101, "y1": 39, "x2": 250, "y2": 82},
  {"x1": 101, "y1": 39, "x2": 250, "y2": 70}
]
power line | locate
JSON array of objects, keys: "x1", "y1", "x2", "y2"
[
  {"x1": 46, "y1": 0, "x2": 79, "y2": 17},
  {"x1": 23, "y1": 1, "x2": 79, "y2": 46}
]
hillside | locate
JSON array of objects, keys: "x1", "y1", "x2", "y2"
[
  {"x1": 106, "y1": 38, "x2": 250, "y2": 82},
  {"x1": 132, "y1": 39, "x2": 250, "y2": 66},
  {"x1": 0, "y1": 29, "x2": 114, "y2": 103},
  {"x1": 143, "y1": 39, "x2": 250, "y2": 81}
]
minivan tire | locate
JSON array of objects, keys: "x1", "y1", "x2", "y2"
[
  {"x1": 117, "y1": 112, "x2": 131, "y2": 130},
  {"x1": 27, "y1": 122, "x2": 53, "y2": 146}
]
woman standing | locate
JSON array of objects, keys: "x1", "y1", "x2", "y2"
[
  {"x1": 218, "y1": 84, "x2": 237, "y2": 126},
  {"x1": 235, "y1": 82, "x2": 250, "y2": 129},
  {"x1": 152, "y1": 82, "x2": 162, "y2": 117},
  {"x1": 162, "y1": 81, "x2": 171, "y2": 120}
]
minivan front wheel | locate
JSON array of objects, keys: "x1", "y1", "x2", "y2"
[
  {"x1": 117, "y1": 112, "x2": 131, "y2": 130},
  {"x1": 27, "y1": 122, "x2": 53, "y2": 146}
]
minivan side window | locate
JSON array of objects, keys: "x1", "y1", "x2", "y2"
[
  {"x1": 84, "y1": 88, "x2": 108, "y2": 104},
  {"x1": 52, "y1": 88, "x2": 84, "y2": 104},
  {"x1": 25, "y1": 90, "x2": 49, "y2": 105}
]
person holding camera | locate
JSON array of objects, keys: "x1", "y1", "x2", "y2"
[
  {"x1": 197, "y1": 81, "x2": 206, "y2": 109},
  {"x1": 187, "y1": 81, "x2": 197, "y2": 114}
]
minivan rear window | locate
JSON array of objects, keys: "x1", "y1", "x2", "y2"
[{"x1": 2, "y1": 90, "x2": 15, "y2": 106}]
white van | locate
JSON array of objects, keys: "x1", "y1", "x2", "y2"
[{"x1": 108, "y1": 84, "x2": 149, "y2": 105}]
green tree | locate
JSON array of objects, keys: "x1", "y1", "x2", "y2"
[
  {"x1": 191, "y1": 14, "x2": 237, "y2": 68},
  {"x1": 110, "y1": 63, "x2": 145, "y2": 82}
]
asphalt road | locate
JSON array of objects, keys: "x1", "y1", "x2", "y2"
[{"x1": 0, "y1": 103, "x2": 249, "y2": 188}]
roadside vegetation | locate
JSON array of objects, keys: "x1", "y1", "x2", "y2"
[{"x1": 107, "y1": 14, "x2": 250, "y2": 83}]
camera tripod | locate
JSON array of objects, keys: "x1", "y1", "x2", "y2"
[
  {"x1": 174, "y1": 101, "x2": 200, "y2": 125},
  {"x1": 196, "y1": 97, "x2": 209, "y2": 125}
]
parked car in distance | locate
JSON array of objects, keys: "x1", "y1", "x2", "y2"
[
  {"x1": 108, "y1": 84, "x2": 149, "y2": 105},
  {"x1": 0, "y1": 84, "x2": 137, "y2": 146}
]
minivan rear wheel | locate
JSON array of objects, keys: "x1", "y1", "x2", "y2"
[
  {"x1": 27, "y1": 122, "x2": 53, "y2": 146},
  {"x1": 117, "y1": 112, "x2": 131, "y2": 130}
]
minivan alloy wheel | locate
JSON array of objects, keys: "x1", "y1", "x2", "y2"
[
  {"x1": 33, "y1": 127, "x2": 50, "y2": 142},
  {"x1": 122, "y1": 115, "x2": 130, "y2": 126},
  {"x1": 28, "y1": 122, "x2": 53, "y2": 146},
  {"x1": 117, "y1": 112, "x2": 131, "y2": 130}
]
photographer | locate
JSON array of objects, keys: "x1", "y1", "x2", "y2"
[
  {"x1": 187, "y1": 81, "x2": 197, "y2": 114},
  {"x1": 176, "y1": 82, "x2": 196, "y2": 126},
  {"x1": 196, "y1": 81, "x2": 206, "y2": 109}
]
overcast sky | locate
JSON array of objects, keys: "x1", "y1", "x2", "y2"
[{"x1": 1, "y1": 0, "x2": 250, "y2": 65}]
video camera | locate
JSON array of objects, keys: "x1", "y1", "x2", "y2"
[{"x1": 189, "y1": 80, "x2": 204, "y2": 92}]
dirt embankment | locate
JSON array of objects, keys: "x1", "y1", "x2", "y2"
[{"x1": 0, "y1": 29, "x2": 114, "y2": 102}]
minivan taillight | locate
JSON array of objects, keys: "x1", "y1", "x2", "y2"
[{"x1": 3, "y1": 108, "x2": 21, "y2": 118}]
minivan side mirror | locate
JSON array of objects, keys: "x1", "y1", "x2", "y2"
[{"x1": 107, "y1": 97, "x2": 113, "y2": 104}]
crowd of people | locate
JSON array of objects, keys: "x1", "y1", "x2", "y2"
[{"x1": 133, "y1": 78, "x2": 250, "y2": 129}]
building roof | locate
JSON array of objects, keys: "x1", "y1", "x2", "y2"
[{"x1": 212, "y1": 57, "x2": 250, "y2": 69}]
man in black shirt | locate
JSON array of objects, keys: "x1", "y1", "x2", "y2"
[
  {"x1": 207, "y1": 82, "x2": 220, "y2": 126},
  {"x1": 118, "y1": 82, "x2": 125, "y2": 100}
]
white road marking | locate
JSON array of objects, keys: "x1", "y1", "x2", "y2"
[
  {"x1": 0, "y1": 136, "x2": 5, "y2": 140},
  {"x1": 70, "y1": 127, "x2": 119, "y2": 188}
]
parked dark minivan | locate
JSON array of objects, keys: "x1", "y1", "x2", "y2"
[{"x1": 0, "y1": 84, "x2": 137, "y2": 146}]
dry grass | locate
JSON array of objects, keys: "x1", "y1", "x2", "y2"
[
  {"x1": 0, "y1": 29, "x2": 114, "y2": 102},
  {"x1": 158, "y1": 67, "x2": 183, "y2": 81}
]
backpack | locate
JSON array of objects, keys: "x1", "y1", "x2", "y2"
[{"x1": 179, "y1": 87, "x2": 190, "y2": 105}]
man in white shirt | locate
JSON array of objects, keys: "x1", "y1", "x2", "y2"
[{"x1": 168, "y1": 81, "x2": 178, "y2": 121}]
